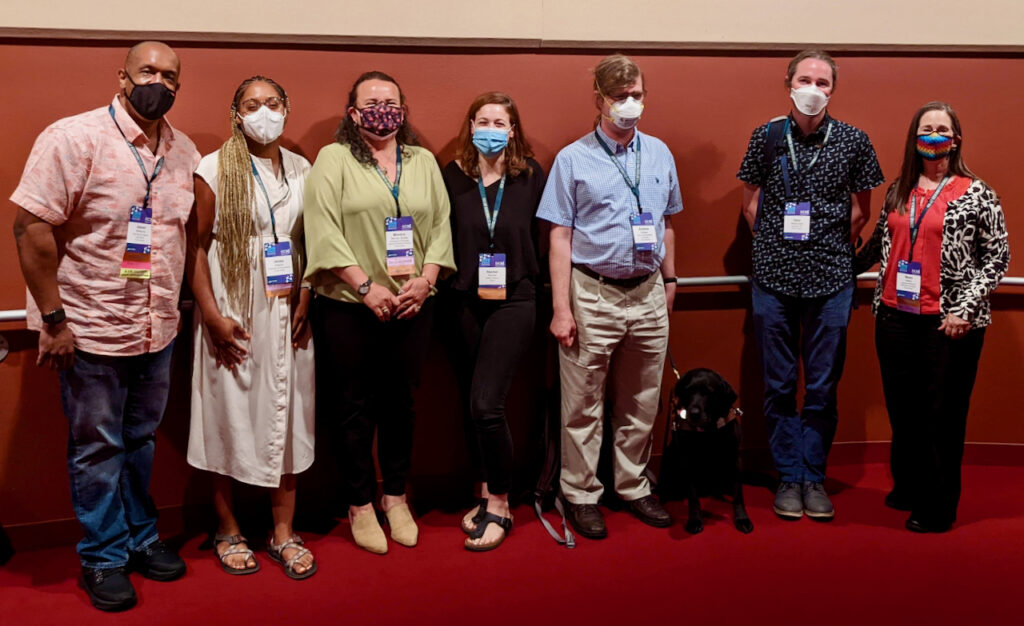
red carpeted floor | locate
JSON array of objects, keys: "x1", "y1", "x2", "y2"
[{"x1": 2, "y1": 461, "x2": 1023, "y2": 626}]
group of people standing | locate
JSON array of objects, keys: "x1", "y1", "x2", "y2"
[{"x1": 10, "y1": 41, "x2": 1009, "y2": 614}]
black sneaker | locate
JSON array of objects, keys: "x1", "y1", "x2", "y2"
[
  {"x1": 81, "y1": 566, "x2": 136, "y2": 612},
  {"x1": 773, "y1": 482, "x2": 804, "y2": 520},
  {"x1": 802, "y1": 481, "x2": 835, "y2": 521},
  {"x1": 129, "y1": 540, "x2": 186, "y2": 581}
]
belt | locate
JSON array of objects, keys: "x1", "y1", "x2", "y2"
[{"x1": 572, "y1": 264, "x2": 653, "y2": 289}]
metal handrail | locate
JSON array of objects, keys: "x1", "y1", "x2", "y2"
[{"x1": 1, "y1": 274, "x2": 1022, "y2": 323}]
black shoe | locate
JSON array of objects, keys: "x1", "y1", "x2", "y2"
[
  {"x1": 81, "y1": 566, "x2": 137, "y2": 612},
  {"x1": 884, "y1": 490, "x2": 913, "y2": 511},
  {"x1": 626, "y1": 495, "x2": 673, "y2": 528},
  {"x1": 129, "y1": 540, "x2": 186, "y2": 581},
  {"x1": 566, "y1": 503, "x2": 607, "y2": 539},
  {"x1": 906, "y1": 517, "x2": 952, "y2": 534}
]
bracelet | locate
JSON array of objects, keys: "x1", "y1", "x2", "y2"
[{"x1": 662, "y1": 276, "x2": 677, "y2": 284}]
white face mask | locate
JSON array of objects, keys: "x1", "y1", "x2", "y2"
[
  {"x1": 790, "y1": 85, "x2": 829, "y2": 117},
  {"x1": 608, "y1": 96, "x2": 644, "y2": 129},
  {"x1": 240, "y1": 106, "x2": 286, "y2": 145}
]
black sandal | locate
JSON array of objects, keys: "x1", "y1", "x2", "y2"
[
  {"x1": 465, "y1": 512, "x2": 513, "y2": 552},
  {"x1": 461, "y1": 498, "x2": 489, "y2": 535}
]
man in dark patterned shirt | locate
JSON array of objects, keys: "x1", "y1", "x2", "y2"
[{"x1": 737, "y1": 50, "x2": 884, "y2": 521}]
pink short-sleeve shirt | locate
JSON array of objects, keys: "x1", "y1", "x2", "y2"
[{"x1": 11, "y1": 95, "x2": 201, "y2": 356}]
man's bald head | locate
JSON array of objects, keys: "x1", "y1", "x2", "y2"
[{"x1": 125, "y1": 41, "x2": 179, "y2": 73}]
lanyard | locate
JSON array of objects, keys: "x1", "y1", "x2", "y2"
[
  {"x1": 785, "y1": 118, "x2": 832, "y2": 175},
  {"x1": 478, "y1": 173, "x2": 506, "y2": 249},
  {"x1": 374, "y1": 145, "x2": 403, "y2": 217},
  {"x1": 594, "y1": 130, "x2": 642, "y2": 213},
  {"x1": 907, "y1": 176, "x2": 950, "y2": 261},
  {"x1": 108, "y1": 105, "x2": 164, "y2": 209},
  {"x1": 249, "y1": 157, "x2": 290, "y2": 244}
]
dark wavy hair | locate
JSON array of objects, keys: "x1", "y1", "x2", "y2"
[
  {"x1": 454, "y1": 92, "x2": 534, "y2": 179},
  {"x1": 334, "y1": 71, "x2": 419, "y2": 166},
  {"x1": 884, "y1": 101, "x2": 980, "y2": 216}
]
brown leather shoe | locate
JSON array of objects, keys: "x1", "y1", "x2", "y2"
[
  {"x1": 566, "y1": 503, "x2": 607, "y2": 539},
  {"x1": 626, "y1": 495, "x2": 673, "y2": 528}
]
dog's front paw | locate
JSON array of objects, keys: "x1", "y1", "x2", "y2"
[
  {"x1": 685, "y1": 518, "x2": 704, "y2": 534},
  {"x1": 734, "y1": 517, "x2": 754, "y2": 534}
]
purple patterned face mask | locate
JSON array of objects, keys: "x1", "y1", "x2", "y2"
[{"x1": 357, "y1": 103, "x2": 404, "y2": 137}]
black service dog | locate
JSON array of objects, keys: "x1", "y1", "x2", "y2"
[{"x1": 658, "y1": 368, "x2": 753, "y2": 534}]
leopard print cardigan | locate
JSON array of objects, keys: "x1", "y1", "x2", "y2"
[{"x1": 854, "y1": 179, "x2": 1010, "y2": 328}]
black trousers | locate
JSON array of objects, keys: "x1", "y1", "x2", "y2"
[
  {"x1": 453, "y1": 279, "x2": 536, "y2": 496},
  {"x1": 312, "y1": 295, "x2": 434, "y2": 506},
  {"x1": 875, "y1": 304, "x2": 985, "y2": 527}
]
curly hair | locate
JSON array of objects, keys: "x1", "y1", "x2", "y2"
[{"x1": 334, "y1": 71, "x2": 419, "y2": 166}]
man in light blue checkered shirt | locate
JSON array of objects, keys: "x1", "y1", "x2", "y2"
[{"x1": 537, "y1": 53, "x2": 683, "y2": 540}]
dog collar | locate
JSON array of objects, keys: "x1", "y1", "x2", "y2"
[{"x1": 672, "y1": 407, "x2": 743, "y2": 432}]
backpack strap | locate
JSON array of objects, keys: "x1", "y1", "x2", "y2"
[{"x1": 754, "y1": 116, "x2": 789, "y2": 233}]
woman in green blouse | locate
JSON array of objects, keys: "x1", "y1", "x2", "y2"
[{"x1": 303, "y1": 71, "x2": 455, "y2": 555}]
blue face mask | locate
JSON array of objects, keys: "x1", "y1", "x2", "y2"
[{"x1": 472, "y1": 128, "x2": 509, "y2": 157}]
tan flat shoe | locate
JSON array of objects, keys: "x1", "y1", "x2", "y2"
[
  {"x1": 384, "y1": 503, "x2": 419, "y2": 547},
  {"x1": 350, "y1": 510, "x2": 387, "y2": 554}
]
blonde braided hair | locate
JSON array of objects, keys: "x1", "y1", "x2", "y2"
[{"x1": 215, "y1": 76, "x2": 288, "y2": 328}]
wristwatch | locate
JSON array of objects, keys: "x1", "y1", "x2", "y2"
[
  {"x1": 42, "y1": 308, "x2": 66, "y2": 325},
  {"x1": 357, "y1": 278, "x2": 373, "y2": 298}
]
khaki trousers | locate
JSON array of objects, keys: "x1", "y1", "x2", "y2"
[{"x1": 559, "y1": 267, "x2": 669, "y2": 504}]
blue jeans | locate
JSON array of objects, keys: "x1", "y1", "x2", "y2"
[
  {"x1": 59, "y1": 341, "x2": 174, "y2": 568},
  {"x1": 752, "y1": 281, "x2": 854, "y2": 483}
]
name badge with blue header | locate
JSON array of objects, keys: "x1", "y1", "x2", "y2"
[
  {"x1": 631, "y1": 212, "x2": 657, "y2": 251},
  {"x1": 385, "y1": 216, "x2": 415, "y2": 276},
  {"x1": 120, "y1": 206, "x2": 153, "y2": 279},
  {"x1": 478, "y1": 253, "x2": 507, "y2": 300},
  {"x1": 783, "y1": 201, "x2": 811, "y2": 241},
  {"x1": 895, "y1": 259, "x2": 922, "y2": 314},
  {"x1": 263, "y1": 237, "x2": 293, "y2": 298}
]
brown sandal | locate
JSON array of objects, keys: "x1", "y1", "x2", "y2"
[{"x1": 214, "y1": 534, "x2": 259, "y2": 575}]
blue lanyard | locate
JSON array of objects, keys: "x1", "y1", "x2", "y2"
[
  {"x1": 374, "y1": 145, "x2": 403, "y2": 217},
  {"x1": 594, "y1": 130, "x2": 642, "y2": 213},
  {"x1": 477, "y1": 173, "x2": 506, "y2": 249},
  {"x1": 108, "y1": 105, "x2": 164, "y2": 209},
  {"x1": 785, "y1": 119, "x2": 832, "y2": 174},
  {"x1": 249, "y1": 157, "x2": 289, "y2": 244},
  {"x1": 908, "y1": 176, "x2": 950, "y2": 261}
]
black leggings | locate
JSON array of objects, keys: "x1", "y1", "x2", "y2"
[
  {"x1": 875, "y1": 304, "x2": 985, "y2": 527},
  {"x1": 453, "y1": 279, "x2": 536, "y2": 496},
  {"x1": 312, "y1": 295, "x2": 434, "y2": 506}
]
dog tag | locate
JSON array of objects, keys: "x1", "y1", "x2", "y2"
[
  {"x1": 895, "y1": 259, "x2": 922, "y2": 314},
  {"x1": 783, "y1": 201, "x2": 811, "y2": 241}
]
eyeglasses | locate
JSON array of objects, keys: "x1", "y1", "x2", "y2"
[{"x1": 239, "y1": 97, "x2": 286, "y2": 113}]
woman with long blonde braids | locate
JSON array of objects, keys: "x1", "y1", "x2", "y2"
[{"x1": 185, "y1": 76, "x2": 317, "y2": 579}]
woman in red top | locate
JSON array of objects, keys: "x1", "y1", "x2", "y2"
[{"x1": 856, "y1": 101, "x2": 1009, "y2": 533}]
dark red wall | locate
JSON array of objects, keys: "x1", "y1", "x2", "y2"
[{"x1": 2, "y1": 42, "x2": 1022, "y2": 535}]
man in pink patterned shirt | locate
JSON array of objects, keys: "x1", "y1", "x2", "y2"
[{"x1": 11, "y1": 41, "x2": 200, "y2": 612}]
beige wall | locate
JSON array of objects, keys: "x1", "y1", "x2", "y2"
[{"x1": 2, "y1": 0, "x2": 1020, "y2": 47}]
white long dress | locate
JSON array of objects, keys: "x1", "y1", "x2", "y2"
[{"x1": 187, "y1": 148, "x2": 315, "y2": 488}]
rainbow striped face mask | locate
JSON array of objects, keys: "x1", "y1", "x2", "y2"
[{"x1": 917, "y1": 132, "x2": 954, "y2": 160}]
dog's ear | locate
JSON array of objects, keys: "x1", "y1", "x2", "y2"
[{"x1": 713, "y1": 372, "x2": 738, "y2": 409}]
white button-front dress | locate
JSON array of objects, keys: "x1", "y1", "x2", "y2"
[{"x1": 187, "y1": 147, "x2": 315, "y2": 488}]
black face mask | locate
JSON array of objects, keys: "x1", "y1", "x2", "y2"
[{"x1": 124, "y1": 74, "x2": 176, "y2": 120}]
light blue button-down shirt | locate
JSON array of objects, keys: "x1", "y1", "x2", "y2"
[{"x1": 537, "y1": 125, "x2": 683, "y2": 279}]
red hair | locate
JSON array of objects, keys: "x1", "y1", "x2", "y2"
[{"x1": 454, "y1": 92, "x2": 534, "y2": 179}]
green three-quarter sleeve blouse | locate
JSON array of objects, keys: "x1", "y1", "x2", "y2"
[{"x1": 302, "y1": 142, "x2": 456, "y2": 304}]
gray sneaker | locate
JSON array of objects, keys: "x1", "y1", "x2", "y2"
[
  {"x1": 773, "y1": 482, "x2": 804, "y2": 519},
  {"x1": 802, "y1": 481, "x2": 835, "y2": 520}
]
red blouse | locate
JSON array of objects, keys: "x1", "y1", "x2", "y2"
[{"x1": 881, "y1": 175, "x2": 972, "y2": 313}]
